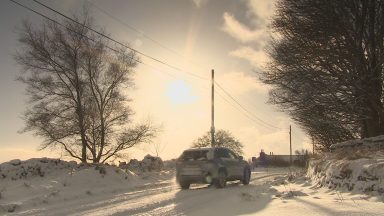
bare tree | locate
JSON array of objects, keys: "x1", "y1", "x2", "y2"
[
  {"x1": 15, "y1": 11, "x2": 156, "y2": 163},
  {"x1": 264, "y1": 0, "x2": 384, "y2": 150},
  {"x1": 148, "y1": 141, "x2": 167, "y2": 157},
  {"x1": 192, "y1": 130, "x2": 244, "y2": 156}
]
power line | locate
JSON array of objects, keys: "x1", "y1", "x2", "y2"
[
  {"x1": 216, "y1": 94, "x2": 281, "y2": 131},
  {"x1": 85, "y1": 0, "x2": 183, "y2": 58},
  {"x1": 31, "y1": 0, "x2": 209, "y2": 81},
  {"x1": 8, "y1": 0, "x2": 144, "y2": 67},
  {"x1": 8, "y1": 0, "x2": 203, "y2": 93},
  {"x1": 59, "y1": 0, "x2": 284, "y2": 132},
  {"x1": 141, "y1": 64, "x2": 278, "y2": 131},
  {"x1": 141, "y1": 61, "x2": 282, "y2": 131},
  {"x1": 8, "y1": 0, "x2": 204, "y2": 106},
  {"x1": 91, "y1": 0, "x2": 285, "y2": 131},
  {"x1": 85, "y1": 0, "x2": 211, "y2": 76},
  {"x1": 10, "y1": 0, "x2": 284, "y2": 132},
  {"x1": 215, "y1": 80, "x2": 282, "y2": 130}
]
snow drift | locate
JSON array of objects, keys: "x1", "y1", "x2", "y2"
[
  {"x1": 0, "y1": 157, "x2": 174, "y2": 214},
  {"x1": 308, "y1": 136, "x2": 384, "y2": 200}
]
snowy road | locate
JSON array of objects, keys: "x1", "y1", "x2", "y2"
[{"x1": 11, "y1": 168, "x2": 384, "y2": 216}]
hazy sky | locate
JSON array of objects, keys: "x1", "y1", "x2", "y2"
[{"x1": 0, "y1": 0, "x2": 311, "y2": 163}]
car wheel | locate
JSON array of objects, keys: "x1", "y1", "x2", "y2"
[
  {"x1": 242, "y1": 168, "x2": 251, "y2": 185},
  {"x1": 215, "y1": 170, "x2": 227, "y2": 188},
  {"x1": 179, "y1": 181, "x2": 190, "y2": 189}
]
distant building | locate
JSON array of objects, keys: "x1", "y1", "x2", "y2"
[
  {"x1": 252, "y1": 150, "x2": 306, "y2": 167},
  {"x1": 265, "y1": 154, "x2": 304, "y2": 163}
]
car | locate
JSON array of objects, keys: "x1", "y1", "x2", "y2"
[{"x1": 176, "y1": 147, "x2": 251, "y2": 189}]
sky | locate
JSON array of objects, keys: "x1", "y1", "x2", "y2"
[{"x1": 0, "y1": 0, "x2": 312, "y2": 163}]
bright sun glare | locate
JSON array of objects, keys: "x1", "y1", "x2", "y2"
[{"x1": 166, "y1": 80, "x2": 197, "y2": 105}]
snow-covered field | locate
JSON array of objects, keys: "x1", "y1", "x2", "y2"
[{"x1": 1, "y1": 158, "x2": 383, "y2": 215}]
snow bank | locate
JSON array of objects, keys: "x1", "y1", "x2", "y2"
[
  {"x1": 119, "y1": 154, "x2": 164, "y2": 172},
  {"x1": 308, "y1": 148, "x2": 384, "y2": 200},
  {"x1": 0, "y1": 158, "x2": 77, "y2": 181},
  {"x1": 330, "y1": 135, "x2": 384, "y2": 151},
  {"x1": 0, "y1": 158, "x2": 173, "y2": 214}
]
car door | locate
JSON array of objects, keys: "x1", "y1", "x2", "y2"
[
  {"x1": 227, "y1": 150, "x2": 244, "y2": 178},
  {"x1": 216, "y1": 148, "x2": 233, "y2": 176},
  {"x1": 217, "y1": 148, "x2": 239, "y2": 178}
]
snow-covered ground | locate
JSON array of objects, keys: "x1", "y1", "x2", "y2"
[
  {"x1": 1, "y1": 158, "x2": 383, "y2": 215},
  {"x1": 0, "y1": 158, "x2": 173, "y2": 215},
  {"x1": 308, "y1": 149, "x2": 384, "y2": 196}
]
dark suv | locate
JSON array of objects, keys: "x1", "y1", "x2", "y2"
[{"x1": 176, "y1": 147, "x2": 251, "y2": 189}]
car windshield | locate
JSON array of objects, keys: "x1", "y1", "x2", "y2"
[{"x1": 180, "y1": 150, "x2": 209, "y2": 161}]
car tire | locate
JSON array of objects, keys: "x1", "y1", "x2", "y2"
[
  {"x1": 242, "y1": 168, "x2": 251, "y2": 185},
  {"x1": 179, "y1": 181, "x2": 190, "y2": 189},
  {"x1": 215, "y1": 170, "x2": 227, "y2": 188}
]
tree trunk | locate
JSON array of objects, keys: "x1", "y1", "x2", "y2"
[{"x1": 364, "y1": 0, "x2": 384, "y2": 137}]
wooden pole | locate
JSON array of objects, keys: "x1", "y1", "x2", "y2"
[
  {"x1": 289, "y1": 125, "x2": 292, "y2": 165},
  {"x1": 211, "y1": 69, "x2": 215, "y2": 147}
]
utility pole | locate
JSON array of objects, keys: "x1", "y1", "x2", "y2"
[
  {"x1": 211, "y1": 69, "x2": 215, "y2": 147},
  {"x1": 289, "y1": 125, "x2": 292, "y2": 166}
]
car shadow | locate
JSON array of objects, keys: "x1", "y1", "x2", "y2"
[{"x1": 171, "y1": 181, "x2": 278, "y2": 215}]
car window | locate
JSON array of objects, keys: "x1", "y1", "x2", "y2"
[
  {"x1": 227, "y1": 151, "x2": 237, "y2": 159},
  {"x1": 180, "y1": 150, "x2": 209, "y2": 161},
  {"x1": 216, "y1": 148, "x2": 231, "y2": 159},
  {"x1": 216, "y1": 148, "x2": 224, "y2": 158}
]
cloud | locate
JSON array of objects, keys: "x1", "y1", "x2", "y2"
[
  {"x1": 217, "y1": 71, "x2": 268, "y2": 95},
  {"x1": 222, "y1": 0, "x2": 275, "y2": 67},
  {"x1": 229, "y1": 46, "x2": 268, "y2": 68},
  {"x1": 247, "y1": 0, "x2": 276, "y2": 25},
  {"x1": 222, "y1": 12, "x2": 263, "y2": 43},
  {"x1": 192, "y1": 0, "x2": 208, "y2": 8},
  {"x1": 221, "y1": 0, "x2": 275, "y2": 43}
]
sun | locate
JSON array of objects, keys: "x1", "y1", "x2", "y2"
[{"x1": 166, "y1": 80, "x2": 197, "y2": 105}]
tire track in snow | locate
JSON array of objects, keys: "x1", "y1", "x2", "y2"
[
  {"x1": 113, "y1": 172, "x2": 287, "y2": 216},
  {"x1": 34, "y1": 171, "x2": 285, "y2": 216}
]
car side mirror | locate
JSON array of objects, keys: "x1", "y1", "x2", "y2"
[{"x1": 238, "y1": 156, "x2": 243, "y2": 160}]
